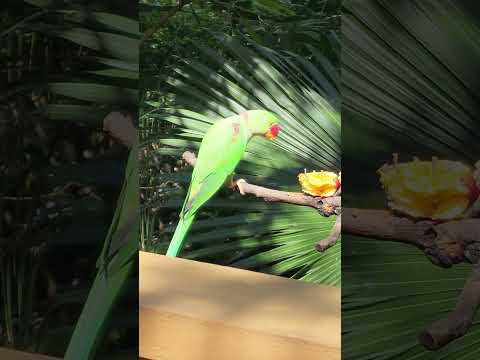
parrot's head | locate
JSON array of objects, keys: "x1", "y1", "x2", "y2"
[{"x1": 243, "y1": 110, "x2": 281, "y2": 141}]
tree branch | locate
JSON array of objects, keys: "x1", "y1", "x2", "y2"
[
  {"x1": 419, "y1": 264, "x2": 480, "y2": 350},
  {"x1": 235, "y1": 179, "x2": 340, "y2": 213},
  {"x1": 343, "y1": 208, "x2": 480, "y2": 267},
  {"x1": 103, "y1": 111, "x2": 137, "y2": 148},
  {"x1": 316, "y1": 215, "x2": 341, "y2": 251},
  {"x1": 182, "y1": 151, "x2": 340, "y2": 212},
  {"x1": 343, "y1": 207, "x2": 480, "y2": 350}
]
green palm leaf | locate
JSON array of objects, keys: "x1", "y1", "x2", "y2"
[{"x1": 20, "y1": 2, "x2": 139, "y2": 127}]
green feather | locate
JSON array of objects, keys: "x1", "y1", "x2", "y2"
[{"x1": 166, "y1": 214, "x2": 196, "y2": 257}]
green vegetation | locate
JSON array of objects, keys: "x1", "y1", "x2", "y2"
[
  {"x1": 140, "y1": 0, "x2": 341, "y2": 285},
  {"x1": 1, "y1": 1, "x2": 138, "y2": 358}
]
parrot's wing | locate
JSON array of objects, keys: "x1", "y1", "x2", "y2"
[
  {"x1": 182, "y1": 170, "x2": 231, "y2": 216},
  {"x1": 181, "y1": 116, "x2": 246, "y2": 217},
  {"x1": 190, "y1": 117, "x2": 242, "y2": 179}
]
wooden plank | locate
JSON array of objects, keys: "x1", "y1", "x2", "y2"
[
  {"x1": 0, "y1": 348, "x2": 60, "y2": 360},
  {"x1": 139, "y1": 251, "x2": 340, "y2": 360}
]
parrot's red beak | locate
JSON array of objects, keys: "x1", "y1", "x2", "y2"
[{"x1": 265, "y1": 123, "x2": 280, "y2": 140}]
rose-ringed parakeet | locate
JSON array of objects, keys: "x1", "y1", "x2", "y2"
[{"x1": 166, "y1": 110, "x2": 281, "y2": 257}]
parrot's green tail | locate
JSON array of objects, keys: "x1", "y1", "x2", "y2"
[{"x1": 166, "y1": 214, "x2": 196, "y2": 257}]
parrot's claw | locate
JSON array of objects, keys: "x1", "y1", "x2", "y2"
[
  {"x1": 227, "y1": 179, "x2": 236, "y2": 190},
  {"x1": 236, "y1": 179, "x2": 247, "y2": 195},
  {"x1": 225, "y1": 173, "x2": 237, "y2": 189}
]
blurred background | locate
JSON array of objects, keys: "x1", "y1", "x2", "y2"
[
  {"x1": 342, "y1": 0, "x2": 480, "y2": 359},
  {"x1": 0, "y1": 0, "x2": 138, "y2": 358}
]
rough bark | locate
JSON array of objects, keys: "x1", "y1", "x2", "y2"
[
  {"x1": 343, "y1": 209, "x2": 480, "y2": 267},
  {"x1": 418, "y1": 264, "x2": 480, "y2": 350}
]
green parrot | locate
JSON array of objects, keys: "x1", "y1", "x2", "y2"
[{"x1": 166, "y1": 110, "x2": 281, "y2": 257}]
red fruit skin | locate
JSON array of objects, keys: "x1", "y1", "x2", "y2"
[
  {"x1": 335, "y1": 177, "x2": 341, "y2": 190},
  {"x1": 464, "y1": 175, "x2": 480, "y2": 204}
]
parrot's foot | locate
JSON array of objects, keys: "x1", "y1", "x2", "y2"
[
  {"x1": 236, "y1": 179, "x2": 247, "y2": 195},
  {"x1": 225, "y1": 173, "x2": 236, "y2": 189}
]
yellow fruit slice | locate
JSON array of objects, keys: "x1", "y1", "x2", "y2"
[
  {"x1": 298, "y1": 170, "x2": 341, "y2": 197},
  {"x1": 378, "y1": 156, "x2": 477, "y2": 220}
]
